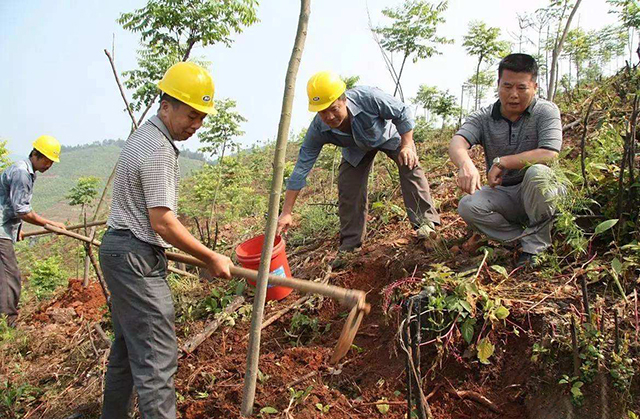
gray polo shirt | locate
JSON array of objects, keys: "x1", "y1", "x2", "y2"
[
  {"x1": 107, "y1": 115, "x2": 180, "y2": 248},
  {"x1": 0, "y1": 159, "x2": 36, "y2": 242},
  {"x1": 456, "y1": 98, "x2": 562, "y2": 186}
]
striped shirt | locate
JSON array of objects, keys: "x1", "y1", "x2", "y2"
[{"x1": 107, "y1": 115, "x2": 180, "y2": 248}]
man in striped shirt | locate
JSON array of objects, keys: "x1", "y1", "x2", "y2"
[{"x1": 100, "y1": 62, "x2": 233, "y2": 419}]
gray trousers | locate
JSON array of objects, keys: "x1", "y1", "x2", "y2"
[
  {"x1": 458, "y1": 164, "x2": 559, "y2": 255},
  {"x1": 0, "y1": 238, "x2": 21, "y2": 327},
  {"x1": 338, "y1": 148, "x2": 440, "y2": 251},
  {"x1": 99, "y1": 229, "x2": 176, "y2": 419}
]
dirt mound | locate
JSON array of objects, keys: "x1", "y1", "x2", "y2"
[{"x1": 32, "y1": 278, "x2": 107, "y2": 323}]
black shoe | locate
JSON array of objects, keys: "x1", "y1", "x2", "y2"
[{"x1": 516, "y1": 252, "x2": 541, "y2": 269}]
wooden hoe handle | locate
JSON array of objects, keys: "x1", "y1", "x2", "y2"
[{"x1": 44, "y1": 224, "x2": 368, "y2": 309}]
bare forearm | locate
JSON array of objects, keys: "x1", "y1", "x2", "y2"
[
  {"x1": 448, "y1": 135, "x2": 474, "y2": 169},
  {"x1": 281, "y1": 189, "x2": 300, "y2": 215},
  {"x1": 501, "y1": 149, "x2": 558, "y2": 170},
  {"x1": 20, "y1": 211, "x2": 52, "y2": 227},
  {"x1": 400, "y1": 130, "x2": 415, "y2": 149}
]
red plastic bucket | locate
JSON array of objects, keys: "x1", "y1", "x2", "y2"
[{"x1": 235, "y1": 234, "x2": 293, "y2": 301}]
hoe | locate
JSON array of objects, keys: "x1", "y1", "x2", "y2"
[{"x1": 44, "y1": 224, "x2": 371, "y2": 364}]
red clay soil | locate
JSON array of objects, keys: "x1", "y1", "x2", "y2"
[
  {"x1": 174, "y1": 225, "x2": 531, "y2": 419},
  {"x1": 32, "y1": 278, "x2": 107, "y2": 323}
]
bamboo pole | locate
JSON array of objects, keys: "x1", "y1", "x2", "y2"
[
  {"x1": 241, "y1": 2, "x2": 310, "y2": 415},
  {"x1": 23, "y1": 220, "x2": 106, "y2": 238}
]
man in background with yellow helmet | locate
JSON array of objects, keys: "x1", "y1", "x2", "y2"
[
  {"x1": 99, "y1": 62, "x2": 233, "y2": 419},
  {"x1": 278, "y1": 71, "x2": 440, "y2": 265},
  {"x1": 0, "y1": 135, "x2": 66, "y2": 327}
]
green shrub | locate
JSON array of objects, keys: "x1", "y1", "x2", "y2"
[
  {"x1": 288, "y1": 205, "x2": 339, "y2": 246},
  {"x1": 27, "y1": 256, "x2": 67, "y2": 300}
]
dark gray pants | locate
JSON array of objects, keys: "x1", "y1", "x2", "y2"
[
  {"x1": 0, "y1": 238, "x2": 21, "y2": 327},
  {"x1": 458, "y1": 164, "x2": 560, "y2": 254},
  {"x1": 338, "y1": 148, "x2": 440, "y2": 251},
  {"x1": 99, "y1": 229, "x2": 176, "y2": 419}
]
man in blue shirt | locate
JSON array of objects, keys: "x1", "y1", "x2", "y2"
[
  {"x1": 277, "y1": 71, "x2": 440, "y2": 259},
  {"x1": 0, "y1": 135, "x2": 66, "y2": 327}
]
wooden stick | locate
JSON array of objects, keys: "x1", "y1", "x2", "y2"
[
  {"x1": 86, "y1": 244, "x2": 110, "y2": 309},
  {"x1": 93, "y1": 323, "x2": 111, "y2": 346},
  {"x1": 168, "y1": 265, "x2": 198, "y2": 279},
  {"x1": 580, "y1": 276, "x2": 590, "y2": 318},
  {"x1": 571, "y1": 316, "x2": 580, "y2": 377},
  {"x1": 23, "y1": 220, "x2": 106, "y2": 238},
  {"x1": 445, "y1": 387, "x2": 501, "y2": 414},
  {"x1": 285, "y1": 370, "x2": 318, "y2": 388},
  {"x1": 181, "y1": 296, "x2": 244, "y2": 355},
  {"x1": 104, "y1": 49, "x2": 138, "y2": 129},
  {"x1": 168, "y1": 252, "x2": 366, "y2": 309},
  {"x1": 635, "y1": 289, "x2": 638, "y2": 345},
  {"x1": 614, "y1": 310, "x2": 620, "y2": 354},
  {"x1": 43, "y1": 224, "x2": 367, "y2": 309},
  {"x1": 580, "y1": 99, "x2": 595, "y2": 189}
]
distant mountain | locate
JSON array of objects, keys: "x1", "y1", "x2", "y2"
[{"x1": 29, "y1": 142, "x2": 206, "y2": 223}]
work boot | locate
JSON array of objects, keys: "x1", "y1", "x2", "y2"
[
  {"x1": 415, "y1": 220, "x2": 436, "y2": 240},
  {"x1": 331, "y1": 247, "x2": 360, "y2": 270},
  {"x1": 516, "y1": 251, "x2": 542, "y2": 269}
]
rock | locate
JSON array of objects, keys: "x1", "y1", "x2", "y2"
[{"x1": 47, "y1": 307, "x2": 76, "y2": 324}]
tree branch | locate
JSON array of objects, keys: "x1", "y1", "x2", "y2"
[{"x1": 104, "y1": 49, "x2": 138, "y2": 130}]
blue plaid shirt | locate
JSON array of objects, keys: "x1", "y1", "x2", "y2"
[
  {"x1": 0, "y1": 160, "x2": 36, "y2": 242},
  {"x1": 287, "y1": 85, "x2": 415, "y2": 190}
]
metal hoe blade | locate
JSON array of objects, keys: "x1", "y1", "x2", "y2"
[{"x1": 330, "y1": 300, "x2": 370, "y2": 364}]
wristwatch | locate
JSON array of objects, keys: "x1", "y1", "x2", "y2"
[{"x1": 492, "y1": 157, "x2": 505, "y2": 170}]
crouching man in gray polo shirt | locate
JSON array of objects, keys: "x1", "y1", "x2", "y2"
[
  {"x1": 449, "y1": 54, "x2": 563, "y2": 268},
  {"x1": 100, "y1": 62, "x2": 233, "y2": 419}
]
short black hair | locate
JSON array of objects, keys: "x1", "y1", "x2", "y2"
[
  {"x1": 498, "y1": 53, "x2": 538, "y2": 81},
  {"x1": 160, "y1": 93, "x2": 183, "y2": 109},
  {"x1": 29, "y1": 149, "x2": 45, "y2": 159}
]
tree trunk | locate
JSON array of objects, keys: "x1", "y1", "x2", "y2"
[
  {"x1": 208, "y1": 138, "x2": 228, "y2": 248},
  {"x1": 545, "y1": 26, "x2": 550, "y2": 95},
  {"x1": 547, "y1": 0, "x2": 584, "y2": 101},
  {"x1": 240, "y1": 1, "x2": 310, "y2": 416},
  {"x1": 82, "y1": 208, "x2": 90, "y2": 287},
  {"x1": 474, "y1": 55, "x2": 483, "y2": 111},
  {"x1": 459, "y1": 84, "x2": 464, "y2": 126},
  {"x1": 393, "y1": 53, "x2": 409, "y2": 102}
]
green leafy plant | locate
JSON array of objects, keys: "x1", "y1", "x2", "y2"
[
  {"x1": 258, "y1": 406, "x2": 278, "y2": 417},
  {"x1": 0, "y1": 380, "x2": 41, "y2": 418},
  {"x1": 287, "y1": 385, "x2": 313, "y2": 409},
  {"x1": 286, "y1": 312, "x2": 327, "y2": 346},
  {"x1": 315, "y1": 403, "x2": 331, "y2": 414},
  {"x1": 559, "y1": 375, "x2": 585, "y2": 406},
  {"x1": 27, "y1": 256, "x2": 67, "y2": 300},
  {"x1": 376, "y1": 398, "x2": 390, "y2": 414}
]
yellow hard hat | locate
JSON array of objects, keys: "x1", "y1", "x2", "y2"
[
  {"x1": 32, "y1": 135, "x2": 61, "y2": 163},
  {"x1": 157, "y1": 62, "x2": 216, "y2": 115},
  {"x1": 307, "y1": 71, "x2": 346, "y2": 112}
]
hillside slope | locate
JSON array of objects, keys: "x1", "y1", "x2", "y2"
[{"x1": 30, "y1": 144, "x2": 205, "y2": 223}]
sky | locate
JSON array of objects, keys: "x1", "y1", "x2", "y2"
[{"x1": 0, "y1": 0, "x2": 625, "y2": 158}]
